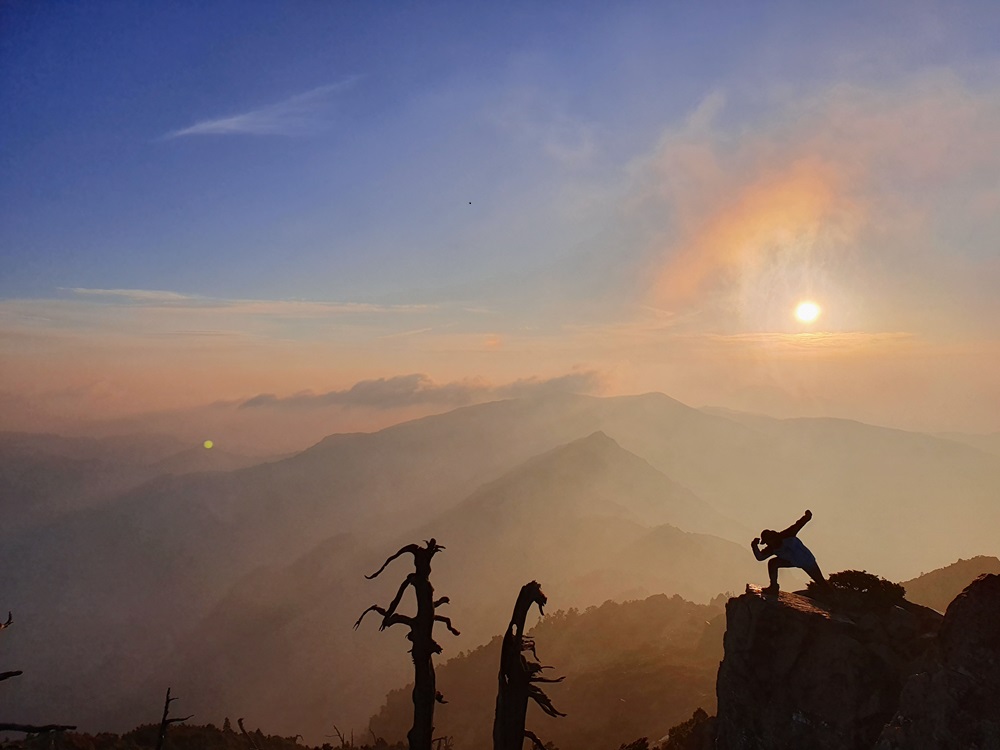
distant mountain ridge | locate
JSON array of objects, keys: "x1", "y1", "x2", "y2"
[
  {"x1": 142, "y1": 431, "x2": 755, "y2": 739},
  {"x1": 0, "y1": 431, "x2": 266, "y2": 534},
  {"x1": 901, "y1": 556, "x2": 1000, "y2": 612},
  {"x1": 2, "y1": 392, "x2": 999, "y2": 738}
]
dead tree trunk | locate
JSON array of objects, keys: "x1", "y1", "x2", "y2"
[
  {"x1": 492, "y1": 581, "x2": 564, "y2": 750},
  {"x1": 354, "y1": 539, "x2": 459, "y2": 750},
  {"x1": 238, "y1": 718, "x2": 262, "y2": 750},
  {"x1": 155, "y1": 687, "x2": 193, "y2": 750}
]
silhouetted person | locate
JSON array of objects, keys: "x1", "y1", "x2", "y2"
[{"x1": 752, "y1": 509, "x2": 825, "y2": 595}]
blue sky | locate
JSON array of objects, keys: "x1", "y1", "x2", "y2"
[
  {"x1": 5, "y1": 0, "x2": 993, "y2": 299},
  {"x1": 3, "y1": 1, "x2": 1000, "y2": 438}
]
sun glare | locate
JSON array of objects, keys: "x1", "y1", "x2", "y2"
[{"x1": 795, "y1": 301, "x2": 821, "y2": 323}]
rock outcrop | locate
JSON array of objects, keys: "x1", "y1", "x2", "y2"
[
  {"x1": 876, "y1": 573, "x2": 1000, "y2": 749},
  {"x1": 714, "y1": 586, "x2": 941, "y2": 750}
]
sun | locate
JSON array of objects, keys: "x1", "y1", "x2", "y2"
[
  {"x1": 203, "y1": 439, "x2": 214, "y2": 449},
  {"x1": 795, "y1": 301, "x2": 821, "y2": 323}
]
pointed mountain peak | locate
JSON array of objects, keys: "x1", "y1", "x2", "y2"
[
  {"x1": 524, "y1": 430, "x2": 635, "y2": 471},
  {"x1": 574, "y1": 429, "x2": 618, "y2": 447}
]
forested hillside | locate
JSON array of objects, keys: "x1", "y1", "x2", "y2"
[{"x1": 369, "y1": 593, "x2": 726, "y2": 750}]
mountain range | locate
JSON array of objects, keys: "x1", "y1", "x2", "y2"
[{"x1": 2, "y1": 392, "x2": 998, "y2": 738}]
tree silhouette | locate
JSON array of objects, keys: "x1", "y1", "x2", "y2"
[
  {"x1": 155, "y1": 687, "x2": 193, "y2": 750},
  {"x1": 493, "y1": 582, "x2": 564, "y2": 750},
  {"x1": 354, "y1": 539, "x2": 459, "y2": 750}
]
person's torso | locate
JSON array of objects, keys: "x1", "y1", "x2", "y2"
[{"x1": 777, "y1": 536, "x2": 812, "y2": 563}]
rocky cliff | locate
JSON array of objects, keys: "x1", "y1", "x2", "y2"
[
  {"x1": 876, "y1": 573, "x2": 1000, "y2": 749},
  {"x1": 713, "y1": 585, "x2": 941, "y2": 750},
  {"x1": 700, "y1": 574, "x2": 1000, "y2": 750}
]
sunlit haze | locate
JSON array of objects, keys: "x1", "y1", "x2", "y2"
[{"x1": 3, "y1": 2, "x2": 1000, "y2": 446}]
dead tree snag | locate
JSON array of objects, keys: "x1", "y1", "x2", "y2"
[
  {"x1": 155, "y1": 687, "x2": 193, "y2": 750},
  {"x1": 354, "y1": 538, "x2": 458, "y2": 750},
  {"x1": 492, "y1": 581, "x2": 564, "y2": 750},
  {"x1": 238, "y1": 718, "x2": 262, "y2": 750}
]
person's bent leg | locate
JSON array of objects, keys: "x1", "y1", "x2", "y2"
[
  {"x1": 765, "y1": 558, "x2": 792, "y2": 594},
  {"x1": 767, "y1": 557, "x2": 781, "y2": 586}
]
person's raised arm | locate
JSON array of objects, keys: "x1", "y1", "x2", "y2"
[
  {"x1": 751, "y1": 537, "x2": 771, "y2": 561},
  {"x1": 779, "y1": 509, "x2": 812, "y2": 539}
]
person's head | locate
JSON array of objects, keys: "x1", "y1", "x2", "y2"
[{"x1": 760, "y1": 529, "x2": 780, "y2": 546}]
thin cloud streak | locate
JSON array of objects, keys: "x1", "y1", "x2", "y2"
[
  {"x1": 59, "y1": 288, "x2": 434, "y2": 315},
  {"x1": 0, "y1": 291, "x2": 443, "y2": 347},
  {"x1": 239, "y1": 370, "x2": 605, "y2": 410},
  {"x1": 67, "y1": 287, "x2": 194, "y2": 302},
  {"x1": 164, "y1": 79, "x2": 358, "y2": 138}
]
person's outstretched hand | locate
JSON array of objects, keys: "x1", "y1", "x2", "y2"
[{"x1": 804, "y1": 509, "x2": 813, "y2": 520}]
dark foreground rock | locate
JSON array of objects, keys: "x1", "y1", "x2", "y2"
[
  {"x1": 714, "y1": 585, "x2": 941, "y2": 750},
  {"x1": 876, "y1": 573, "x2": 1000, "y2": 749}
]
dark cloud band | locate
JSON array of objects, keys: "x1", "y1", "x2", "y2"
[{"x1": 239, "y1": 370, "x2": 604, "y2": 410}]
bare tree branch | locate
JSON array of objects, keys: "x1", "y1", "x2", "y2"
[
  {"x1": 0, "y1": 670, "x2": 23, "y2": 682},
  {"x1": 523, "y1": 730, "x2": 547, "y2": 750},
  {"x1": 433, "y1": 615, "x2": 460, "y2": 636},
  {"x1": 527, "y1": 684, "x2": 566, "y2": 718},
  {"x1": 353, "y1": 605, "x2": 383, "y2": 630},
  {"x1": 381, "y1": 575, "x2": 416, "y2": 623},
  {"x1": 0, "y1": 612, "x2": 12, "y2": 630},
  {"x1": 364, "y1": 544, "x2": 421, "y2": 580},
  {"x1": 530, "y1": 674, "x2": 566, "y2": 684},
  {"x1": 329, "y1": 725, "x2": 349, "y2": 747},
  {"x1": 354, "y1": 605, "x2": 414, "y2": 631}
]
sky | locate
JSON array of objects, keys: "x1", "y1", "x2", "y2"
[{"x1": 3, "y1": 0, "x2": 1000, "y2": 445}]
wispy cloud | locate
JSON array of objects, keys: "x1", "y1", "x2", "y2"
[
  {"x1": 66, "y1": 287, "x2": 196, "y2": 303},
  {"x1": 164, "y1": 78, "x2": 358, "y2": 138},
  {"x1": 62, "y1": 287, "x2": 433, "y2": 315},
  {"x1": 0, "y1": 290, "x2": 442, "y2": 349},
  {"x1": 490, "y1": 86, "x2": 597, "y2": 167},
  {"x1": 239, "y1": 370, "x2": 605, "y2": 410}
]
